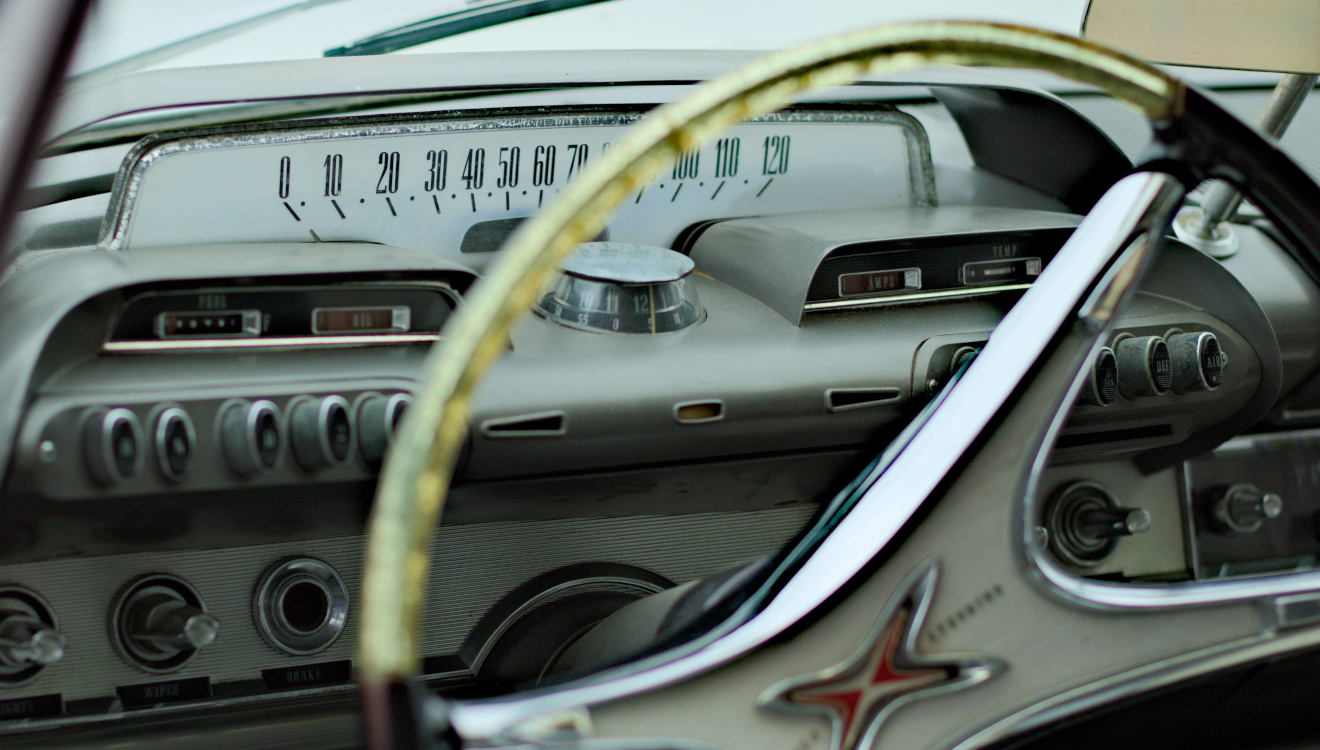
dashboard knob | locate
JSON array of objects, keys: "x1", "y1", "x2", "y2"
[
  {"x1": 1211, "y1": 483, "x2": 1282, "y2": 534},
  {"x1": 1046, "y1": 481, "x2": 1149, "y2": 567},
  {"x1": 153, "y1": 406, "x2": 195, "y2": 481},
  {"x1": 289, "y1": 395, "x2": 354, "y2": 471},
  {"x1": 358, "y1": 393, "x2": 411, "y2": 467},
  {"x1": 1075, "y1": 506, "x2": 1151, "y2": 538},
  {"x1": 1114, "y1": 335, "x2": 1172, "y2": 398},
  {"x1": 1077, "y1": 347, "x2": 1118, "y2": 406},
  {"x1": 0, "y1": 590, "x2": 65, "y2": 673},
  {"x1": 219, "y1": 400, "x2": 283, "y2": 476},
  {"x1": 82, "y1": 407, "x2": 144, "y2": 484},
  {"x1": 1167, "y1": 331, "x2": 1225, "y2": 393},
  {"x1": 113, "y1": 576, "x2": 216, "y2": 672}
]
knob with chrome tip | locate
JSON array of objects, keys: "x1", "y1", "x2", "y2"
[
  {"x1": 0, "y1": 589, "x2": 64, "y2": 684},
  {"x1": 1077, "y1": 347, "x2": 1119, "y2": 406},
  {"x1": 289, "y1": 395, "x2": 354, "y2": 472},
  {"x1": 0, "y1": 613, "x2": 65, "y2": 669},
  {"x1": 1076, "y1": 506, "x2": 1151, "y2": 538},
  {"x1": 124, "y1": 594, "x2": 219, "y2": 652},
  {"x1": 1115, "y1": 336, "x2": 1172, "y2": 398},
  {"x1": 1211, "y1": 484, "x2": 1282, "y2": 534},
  {"x1": 357, "y1": 393, "x2": 412, "y2": 467},
  {"x1": 1046, "y1": 481, "x2": 1150, "y2": 567},
  {"x1": 113, "y1": 576, "x2": 216, "y2": 672},
  {"x1": 1167, "y1": 331, "x2": 1225, "y2": 393}
]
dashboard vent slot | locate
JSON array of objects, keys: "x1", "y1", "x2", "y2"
[
  {"x1": 481, "y1": 411, "x2": 567, "y2": 438},
  {"x1": 1056, "y1": 423, "x2": 1173, "y2": 449},
  {"x1": 825, "y1": 388, "x2": 901, "y2": 413},
  {"x1": 674, "y1": 400, "x2": 724, "y2": 424}
]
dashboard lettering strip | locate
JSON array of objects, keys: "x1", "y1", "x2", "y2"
[
  {"x1": 117, "y1": 677, "x2": 211, "y2": 708},
  {"x1": 0, "y1": 694, "x2": 61, "y2": 721},
  {"x1": 262, "y1": 659, "x2": 352, "y2": 690}
]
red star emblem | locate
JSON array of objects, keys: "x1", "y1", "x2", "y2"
[{"x1": 758, "y1": 562, "x2": 1003, "y2": 750}]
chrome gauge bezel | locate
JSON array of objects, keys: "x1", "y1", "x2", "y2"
[
  {"x1": 97, "y1": 105, "x2": 936, "y2": 254},
  {"x1": 253, "y1": 558, "x2": 350, "y2": 656}
]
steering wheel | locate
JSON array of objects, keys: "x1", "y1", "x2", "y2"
[{"x1": 356, "y1": 21, "x2": 1320, "y2": 749}]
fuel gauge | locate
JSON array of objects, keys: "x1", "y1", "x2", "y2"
[{"x1": 536, "y1": 243, "x2": 704, "y2": 334}]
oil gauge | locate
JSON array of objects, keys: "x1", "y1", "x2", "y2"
[{"x1": 535, "y1": 242, "x2": 704, "y2": 334}]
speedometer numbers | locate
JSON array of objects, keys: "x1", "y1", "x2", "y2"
[{"x1": 107, "y1": 111, "x2": 931, "y2": 264}]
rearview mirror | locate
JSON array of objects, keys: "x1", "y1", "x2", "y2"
[{"x1": 1082, "y1": 0, "x2": 1320, "y2": 73}]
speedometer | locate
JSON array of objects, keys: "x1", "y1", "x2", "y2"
[{"x1": 100, "y1": 107, "x2": 935, "y2": 266}]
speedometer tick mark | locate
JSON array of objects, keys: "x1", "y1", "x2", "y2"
[
  {"x1": 330, "y1": 199, "x2": 345, "y2": 219},
  {"x1": 710, "y1": 181, "x2": 725, "y2": 200},
  {"x1": 433, "y1": 195, "x2": 442, "y2": 214},
  {"x1": 756, "y1": 178, "x2": 774, "y2": 197},
  {"x1": 283, "y1": 202, "x2": 301, "y2": 221},
  {"x1": 505, "y1": 191, "x2": 510, "y2": 211},
  {"x1": 470, "y1": 194, "x2": 477, "y2": 213},
  {"x1": 635, "y1": 186, "x2": 645, "y2": 203},
  {"x1": 671, "y1": 183, "x2": 683, "y2": 201},
  {"x1": 538, "y1": 189, "x2": 544, "y2": 208},
  {"x1": 385, "y1": 197, "x2": 397, "y2": 216}
]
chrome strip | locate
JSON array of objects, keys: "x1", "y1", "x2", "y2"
[
  {"x1": 101, "y1": 334, "x2": 438, "y2": 352},
  {"x1": 97, "y1": 108, "x2": 935, "y2": 253},
  {"x1": 445, "y1": 172, "x2": 1182, "y2": 741},
  {"x1": 803, "y1": 284, "x2": 1032, "y2": 312}
]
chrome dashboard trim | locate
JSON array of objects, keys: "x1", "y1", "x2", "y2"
[
  {"x1": 444, "y1": 172, "x2": 1183, "y2": 742},
  {"x1": 97, "y1": 107, "x2": 936, "y2": 253},
  {"x1": 101, "y1": 334, "x2": 439, "y2": 352},
  {"x1": 1022, "y1": 267, "x2": 1320, "y2": 610},
  {"x1": 802, "y1": 283, "x2": 1033, "y2": 312}
]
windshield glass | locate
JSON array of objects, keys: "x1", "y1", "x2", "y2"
[{"x1": 73, "y1": 0, "x2": 1090, "y2": 77}]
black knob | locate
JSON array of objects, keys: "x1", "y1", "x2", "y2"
[
  {"x1": 1115, "y1": 335, "x2": 1171, "y2": 398},
  {"x1": 153, "y1": 407, "x2": 195, "y2": 481},
  {"x1": 1077, "y1": 347, "x2": 1119, "y2": 406},
  {"x1": 1046, "y1": 481, "x2": 1150, "y2": 567},
  {"x1": 82, "y1": 407, "x2": 144, "y2": 484},
  {"x1": 358, "y1": 393, "x2": 412, "y2": 467},
  {"x1": 290, "y1": 395, "x2": 354, "y2": 471},
  {"x1": 113, "y1": 576, "x2": 217, "y2": 672},
  {"x1": 1167, "y1": 331, "x2": 1225, "y2": 393},
  {"x1": 1211, "y1": 483, "x2": 1282, "y2": 534},
  {"x1": 219, "y1": 400, "x2": 283, "y2": 477}
]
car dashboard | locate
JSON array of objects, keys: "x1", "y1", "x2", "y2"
[{"x1": 4, "y1": 52, "x2": 1320, "y2": 747}]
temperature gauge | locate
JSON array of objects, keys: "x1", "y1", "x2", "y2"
[{"x1": 536, "y1": 243, "x2": 704, "y2": 334}]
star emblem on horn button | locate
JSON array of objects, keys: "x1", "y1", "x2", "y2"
[{"x1": 758, "y1": 562, "x2": 1003, "y2": 750}]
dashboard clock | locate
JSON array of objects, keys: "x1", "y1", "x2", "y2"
[{"x1": 535, "y1": 243, "x2": 704, "y2": 334}]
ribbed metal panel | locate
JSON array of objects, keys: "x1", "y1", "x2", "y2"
[{"x1": 0, "y1": 506, "x2": 814, "y2": 701}]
